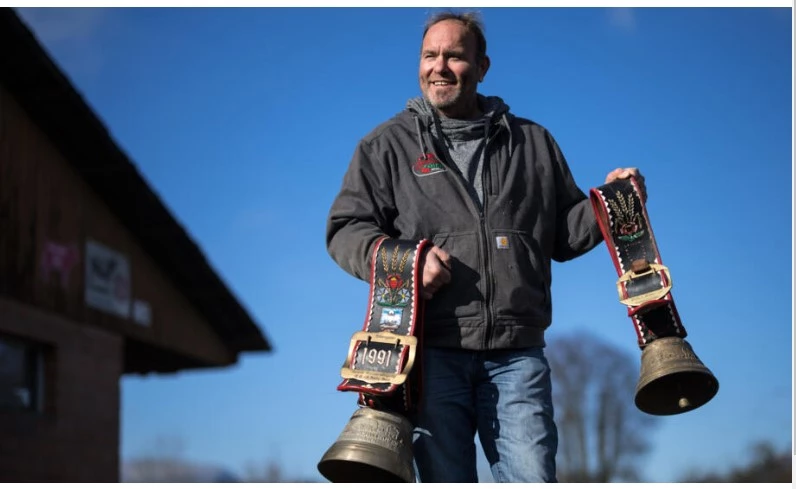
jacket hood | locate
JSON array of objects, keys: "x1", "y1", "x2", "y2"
[
  {"x1": 403, "y1": 94, "x2": 514, "y2": 159},
  {"x1": 405, "y1": 93, "x2": 510, "y2": 121}
]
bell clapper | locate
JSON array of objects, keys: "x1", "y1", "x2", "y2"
[{"x1": 675, "y1": 381, "x2": 691, "y2": 411}]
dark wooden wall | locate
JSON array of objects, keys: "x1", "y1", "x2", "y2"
[{"x1": 0, "y1": 84, "x2": 234, "y2": 368}]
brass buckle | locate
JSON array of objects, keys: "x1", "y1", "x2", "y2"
[
  {"x1": 616, "y1": 263, "x2": 672, "y2": 307},
  {"x1": 340, "y1": 331, "x2": 418, "y2": 386}
]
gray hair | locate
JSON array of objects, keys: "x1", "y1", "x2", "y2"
[{"x1": 422, "y1": 10, "x2": 487, "y2": 61}]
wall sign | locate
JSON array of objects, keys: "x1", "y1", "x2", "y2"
[
  {"x1": 84, "y1": 239, "x2": 131, "y2": 318},
  {"x1": 40, "y1": 241, "x2": 79, "y2": 289}
]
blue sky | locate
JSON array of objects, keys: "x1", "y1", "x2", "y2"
[{"x1": 15, "y1": 5, "x2": 792, "y2": 482}]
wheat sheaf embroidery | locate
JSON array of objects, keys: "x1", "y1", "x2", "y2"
[
  {"x1": 607, "y1": 191, "x2": 645, "y2": 242},
  {"x1": 375, "y1": 245, "x2": 413, "y2": 307}
]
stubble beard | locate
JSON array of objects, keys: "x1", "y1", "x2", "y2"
[{"x1": 424, "y1": 85, "x2": 464, "y2": 115}]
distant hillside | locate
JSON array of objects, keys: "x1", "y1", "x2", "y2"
[
  {"x1": 678, "y1": 442, "x2": 791, "y2": 483},
  {"x1": 121, "y1": 457, "x2": 322, "y2": 483},
  {"x1": 121, "y1": 458, "x2": 240, "y2": 483}
]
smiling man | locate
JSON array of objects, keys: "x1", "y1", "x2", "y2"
[{"x1": 326, "y1": 10, "x2": 646, "y2": 483}]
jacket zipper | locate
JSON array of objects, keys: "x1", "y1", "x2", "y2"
[
  {"x1": 480, "y1": 121, "x2": 509, "y2": 349},
  {"x1": 480, "y1": 123, "x2": 497, "y2": 350},
  {"x1": 479, "y1": 212, "x2": 493, "y2": 349}
]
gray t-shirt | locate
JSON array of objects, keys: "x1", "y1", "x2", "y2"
[{"x1": 434, "y1": 115, "x2": 488, "y2": 207}]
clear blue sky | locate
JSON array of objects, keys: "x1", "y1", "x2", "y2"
[{"x1": 15, "y1": 6, "x2": 792, "y2": 482}]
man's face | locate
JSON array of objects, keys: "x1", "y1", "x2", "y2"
[{"x1": 419, "y1": 19, "x2": 488, "y2": 119}]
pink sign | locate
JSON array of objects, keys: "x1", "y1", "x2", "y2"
[{"x1": 40, "y1": 241, "x2": 80, "y2": 289}]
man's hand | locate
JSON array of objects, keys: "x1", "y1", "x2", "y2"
[
  {"x1": 605, "y1": 167, "x2": 647, "y2": 203},
  {"x1": 420, "y1": 245, "x2": 452, "y2": 300}
]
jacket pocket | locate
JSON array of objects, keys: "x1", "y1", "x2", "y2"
[
  {"x1": 424, "y1": 231, "x2": 483, "y2": 324},
  {"x1": 490, "y1": 230, "x2": 549, "y2": 320}
]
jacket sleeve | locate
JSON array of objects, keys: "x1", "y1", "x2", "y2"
[
  {"x1": 326, "y1": 138, "x2": 398, "y2": 281},
  {"x1": 545, "y1": 130, "x2": 604, "y2": 262}
]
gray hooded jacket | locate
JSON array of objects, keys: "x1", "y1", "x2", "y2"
[{"x1": 326, "y1": 94, "x2": 602, "y2": 350}]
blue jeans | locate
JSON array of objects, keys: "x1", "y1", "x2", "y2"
[{"x1": 411, "y1": 347, "x2": 558, "y2": 483}]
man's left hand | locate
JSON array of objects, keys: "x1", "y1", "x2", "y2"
[{"x1": 605, "y1": 167, "x2": 647, "y2": 202}]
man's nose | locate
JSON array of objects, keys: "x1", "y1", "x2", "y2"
[{"x1": 433, "y1": 56, "x2": 449, "y2": 73}]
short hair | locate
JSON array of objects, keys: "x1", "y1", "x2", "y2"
[{"x1": 422, "y1": 10, "x2": 487, "y2": 61}]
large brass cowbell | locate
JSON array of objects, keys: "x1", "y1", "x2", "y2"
[
  {"x1": 317, "y1": 407, "x2": 415, "y2": 482},
  {"x1": 590, "y1": 177, "x2": 719, "y2": 415},
  {"x1": 590, "y1": 179, "x2": 719, "y2": 417},
  {"x1": 634, "y1": 336, "x2": 719, "y2": 415},
  {"x1": 318, "y1": 239, "x2": 427, "y2": 483}
]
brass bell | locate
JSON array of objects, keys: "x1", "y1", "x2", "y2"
[
  {"x1": 318, "y1": 406, "x2": 415, "y2": 483},
  {"x1": 635, "y1": 336, "x2": 719, "y2": 415}
]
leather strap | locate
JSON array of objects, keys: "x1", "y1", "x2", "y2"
[
  {"x1": 337, "y1": 237, "x2": 430, "y2": 415},
  {"x1": 589, "y1": 178, "x2": 687, "y2": 347}
]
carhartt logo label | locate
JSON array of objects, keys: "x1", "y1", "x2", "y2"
[
  {"x1": 496, "y1": 236, "x2": 510, "y2": 249},
  {"x1": 413, "y1": 153, "x2": 447, "y2": 177}
]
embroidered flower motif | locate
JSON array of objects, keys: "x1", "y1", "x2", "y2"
[
  {"x1": 619, "y1": 218, "x2": 640, "y2": 237},
  {"x1": 386, "y1": 274, "x2": 403, "y2": 289}
]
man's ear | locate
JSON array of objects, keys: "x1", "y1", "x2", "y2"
[{"x1": 479, "y1": 55, "x2": 491, "y2": 82}]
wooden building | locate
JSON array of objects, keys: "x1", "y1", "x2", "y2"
[{"x1": 0, "y1": 8, "x2": 272, "y2": 482}]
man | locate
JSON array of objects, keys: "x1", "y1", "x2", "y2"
[{"x1": 326, "y1": 10, "x2": 646, "y2": 483}]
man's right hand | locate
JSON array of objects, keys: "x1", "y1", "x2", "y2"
[{"x1": 420, "y1": 245, "x2": 452, "y2": 300}]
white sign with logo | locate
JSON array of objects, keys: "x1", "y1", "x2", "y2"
[{"x1": 85, "y1": 239, "x2": 131, "y2": 318}]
